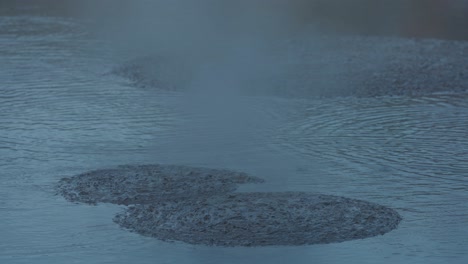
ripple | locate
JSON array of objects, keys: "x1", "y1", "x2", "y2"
[{"x1": 275, "y1": 94, "x2": 468, "y2": 187}]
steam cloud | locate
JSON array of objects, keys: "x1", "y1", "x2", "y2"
[
  {"x1": 81, "y1": 0, "x2": 468, "y2": 164},
  {"x1": 90, "y1": 0, "x2": 313, "y2": 163}
]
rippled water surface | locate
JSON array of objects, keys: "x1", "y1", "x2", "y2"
[{"x1": 1, "y1": 15, "x2": 468, "y2": 264}]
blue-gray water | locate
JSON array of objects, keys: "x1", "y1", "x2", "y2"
[{"x1": 1, "y1": 15, "x2": 468, "y2": 264}]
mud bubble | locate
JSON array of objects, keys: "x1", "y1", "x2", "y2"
[
  {"x1": 114, "y1": 192, "x2": 402, "y2": 246},
  {"x1": 57, "y1": 164, "x2": 264, "y2": 205}
]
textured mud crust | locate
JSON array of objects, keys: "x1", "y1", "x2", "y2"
[
  {"x1": 57, "y1": 164, "x2": 264, "y2": 205},
  {"x1": 113, "y1": 192, "x2": 402, "y2": 246},
  {"x1": 112, "y1": 35, "x2": 468, "y2": 98}
]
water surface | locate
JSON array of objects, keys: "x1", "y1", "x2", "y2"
[{"x1": 1, "y1": 15, "x2": 468, "y2": 264}]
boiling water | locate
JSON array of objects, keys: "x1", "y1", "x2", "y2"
[{"x1": 1, "y1": 15, "x2": 468, "y2": 264}]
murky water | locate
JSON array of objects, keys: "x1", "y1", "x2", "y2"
[{"x1": 1, "y1": 15, "x2": 468, "y2": 264}]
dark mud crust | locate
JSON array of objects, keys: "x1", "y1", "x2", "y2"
[
  {"x1": 112, "y1": 36, "x2": 468, "y2": 98},
  {"x1": 113, "y1": 192, "x2": 402, "y2": 247},
  {"x1": 56, "y1": 164, "x2": 264, "y2": 205}
]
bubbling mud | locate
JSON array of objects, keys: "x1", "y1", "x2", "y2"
[
  {"x1": 57, "y1": 164, "x2": 264, "y2": 205},
  {"x1": 113, "y1": 35, "x2": 468, "y2": 98},
  {"x1": 57, "y1": 165, "x2": 401, "y2": 246},
  {"x1": 114, "y1": 192, "x2": 402, "y2": 246}
]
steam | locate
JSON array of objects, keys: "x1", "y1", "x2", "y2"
[
  {"x1": 80, "y1": 0, "x2": 468, "y2": 165},
  {"x1": 81, "y1": 1, "x2": 378, "y2": 163},
  {"x1": 86, "y1": 0, "x2": 311, "y2": 164},
  {"x1": 96, "y1": 0, "x2": 307, "y2": 94}
]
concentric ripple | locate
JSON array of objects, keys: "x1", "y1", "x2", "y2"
[{"x1": 275, "y1": 94, "x2": 468, "y2": 187}]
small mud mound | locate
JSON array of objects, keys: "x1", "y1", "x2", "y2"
[
  {"x1": 114, "y1": 192, "x2": 402, "y2": 246},
  {"x1": 57, "y1": 164, "x2": 264, "y2": 205}
]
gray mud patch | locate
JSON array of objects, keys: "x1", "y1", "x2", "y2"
[
  {"x1": 57, "y1": 164, "x2": 264, "y2": 205},
  {"x1": 113, "y1": 192, "x2": 402, "y2": 247},
  {"x1": 57, "y1": 165, "x2": 401, "y2": 246},
  {"x1": 113, "y1": 36, "x2": 468, "y2": 98}
]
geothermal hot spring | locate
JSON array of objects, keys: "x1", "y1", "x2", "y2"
[{"x1": 1, "y1": 1, "x2": 468, "y2": 264}]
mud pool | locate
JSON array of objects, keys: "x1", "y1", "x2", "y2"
[{"x1": 2, "y1": 10, "x2": 468, "y2": 264}]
